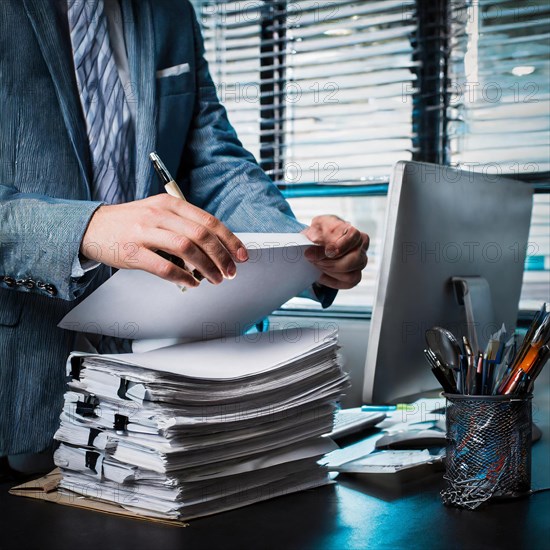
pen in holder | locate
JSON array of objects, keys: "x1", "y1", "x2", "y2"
[{"x1": 441, "y1": 393, "x2": 532, "y2": 510}]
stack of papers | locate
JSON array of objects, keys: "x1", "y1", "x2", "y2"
[{"x1": 53, "y1": 328, "x2": 348, "y2": 520}]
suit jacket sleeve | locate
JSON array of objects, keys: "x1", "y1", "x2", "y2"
[
  {"x1": 0, "y1": 186, "x2": 103, "y2": 300},
  {"x1": 179, "y1": 4, "x2": 305, "y2": 235}
]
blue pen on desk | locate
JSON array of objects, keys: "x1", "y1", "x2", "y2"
[{"x1": 361, "y1": 404, "x2": 415, "y2": 412}]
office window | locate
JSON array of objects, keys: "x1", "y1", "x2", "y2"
[
  {"x1": 448, "y1": 0, "x2": 550, "y2": 309},
  {"x1": 195, "y1": 0, "x2": 548, "y2": 311},
  {"x1": 448, "y1": 0, "x2": 550, "y2": 170}
]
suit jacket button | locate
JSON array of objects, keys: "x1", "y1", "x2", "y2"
[
  {"x1": 23, "y1": 278, "x2": 36, "y2": 289},
  {"x1": 45, "y1": 284, "x2": 58, "y2": 296},
  {"x1": 3, "y1": 276, "x2": 16, "y2": 288}
]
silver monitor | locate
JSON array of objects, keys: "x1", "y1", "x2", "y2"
[{"x1": 363, "y1": 161, "x2": 533, "y2": 404}]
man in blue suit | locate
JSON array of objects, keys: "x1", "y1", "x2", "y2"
[{"x1": 0, "y1": 0, "x2": 369, "y2": 471}]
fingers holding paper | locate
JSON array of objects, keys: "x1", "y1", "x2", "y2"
[
  {"x1": 302, "y1": 215, "x2": 369, "y2": 290},
  {"x1": 80, "y1": 194, "x2": 249, "y2": 287}
]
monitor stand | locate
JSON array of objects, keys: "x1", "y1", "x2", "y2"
[{"x1": 452, "y1": 276, "x2": 496, "y2": 353}]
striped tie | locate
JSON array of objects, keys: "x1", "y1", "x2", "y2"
[{"x1": 67, "y1": 0, "x2": 134, "y2": 204}]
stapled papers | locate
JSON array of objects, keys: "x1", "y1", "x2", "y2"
[{"x1": 37, "y1": 328, "x2": 349, "y2": 521}]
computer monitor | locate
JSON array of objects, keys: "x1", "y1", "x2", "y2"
[{"x1": 363, "y1": 161, "x2": 533, "y2": 404}]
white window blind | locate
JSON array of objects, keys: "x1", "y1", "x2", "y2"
[
  {"x1": 198, "y1": 0, "x2": 419, "y2": 185},
  {"x1": 448, "y1": 0, "x2": 550, "y2": 308},
  {"x1": 448, "y1": 0, "x2": 550, "y2": 172},
  {"x1": 273, "y1": 0, "x2": 418, "y2": 184},
  {"x1": 197, "y1": 1, "x2": 264, "y2": 161}
]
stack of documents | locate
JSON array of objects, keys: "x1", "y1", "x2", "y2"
[
  {"x1": 53, "y1": 328, "x2": 348, "y2": 520},
  {"x1": 325, "y1": 398, "x2": 447, "y2": 477}
]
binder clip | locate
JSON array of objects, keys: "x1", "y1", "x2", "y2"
[
  {"x1": 85, "y1": 450, "x2": 100, "y2": 474},
  {"x1": 87, "y1": 428, "x2": 101, "y2": 447},
  {"x1": 69, "y1": 355, "x2": 83, "y2": 381},
  {"x1": 117, "y1": 379, "x2": 131, "y2": 400},
  {"x1": 114, "y1": 414, "x2": 129, "y2": 433},
  {"x1": 76, "y1": 395, "x2": 99, "y2": 418}
]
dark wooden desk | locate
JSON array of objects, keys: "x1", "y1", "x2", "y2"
[{"x1": 2, "y1": 372, "x2": 549, "y2": 550}]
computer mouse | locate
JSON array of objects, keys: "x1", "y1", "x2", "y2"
[{"x1": 375, "y1": 429, "x2": 447, "y2": 450}]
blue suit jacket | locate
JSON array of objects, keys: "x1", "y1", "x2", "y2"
[{"x1": 0, "y1": 0, "x2": 318, "y2": 455}]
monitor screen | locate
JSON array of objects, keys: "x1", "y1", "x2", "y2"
[{"x1": 363, "y1": 161, "x2": 533, "y2": 404}]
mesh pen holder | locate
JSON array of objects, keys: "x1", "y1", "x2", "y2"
[{"x1": 441, "y1": 393, "x2": 532, "y2": 510}]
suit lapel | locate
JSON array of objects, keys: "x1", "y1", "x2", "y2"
[
  {"x1": 23, "y1": 0, "x2": 92, "y2": 197},
  {"x1": 121, "y1": 0, "x2": 158, "y2": 200}
]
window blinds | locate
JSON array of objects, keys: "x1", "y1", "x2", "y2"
[
  {"x1": 195, "y1": 0, "x2": 548, "y2": 310},
  {"x1": 448, "y1": 0, "x2": 550, "y2": 173},
  {"x1": 198, "y1": 0, "x2": 419, "y2": 185},
  {"x1": 448, "y1": 0, "x2": 550, "y2": 308}
]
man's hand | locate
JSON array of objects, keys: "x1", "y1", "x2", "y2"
[
  {"x1": 81, "y1": 194, "x2": 249, "y2": 288},
  {"x1": 302, "y1": 215, "x2": 369, "y2": 290}
]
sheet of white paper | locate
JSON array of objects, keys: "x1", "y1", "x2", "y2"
[
  {"x1": 324, "y1": 436, "x2": 380, "y2": 469},
  {"x1": 333, "y1": 449, "x2": 444, "y2": 473},
  {"x1": 68, "y1": 328, "x2": 338, "y2": 380},
  {"x1": 59, "y1": 233, "x2": 320, "y2": 340},
  {"x1": 182, "y1": 437, "x2": 338, "y2": 480}
]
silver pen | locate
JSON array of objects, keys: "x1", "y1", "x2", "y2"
[{"x1": 149, "y1": 151, "x2": 203, "y2": 286}]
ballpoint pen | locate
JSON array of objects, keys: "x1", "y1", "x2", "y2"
[
  {"x1": 483, "y1": 357, "x2": 494, "y2": 396},
  {"x1": 474, "y1": 351, "x2": 483, "y2": 394},
  {"x1": 507, "y1": 304, "x2": 547, "y2": 374},
  {"x1": 149, "y1": 151, "x2": 203, "y2": 286},
  {"x1": 498, "y1": 304, "x2": 550, "y2": 394},
  {"x1": 463, "y1": 336, "x2": 475, "y2": 394},
  {"x1": 491, "y1": 336, "x2": 516, "y2": 394},
  {"x1": 361, "y1": 404, "x2": 416, "y2": 412},
  {"x1": 501, "y1": 341, "x2": 548, "y2": 394},
  {"x1": 149, "y1": 151, "x2": 186, "y2": 201},
  {"x1": 423, "y1": 348, "x2": 457, "y2": 393}
]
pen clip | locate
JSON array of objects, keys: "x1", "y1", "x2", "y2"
[{"x1": 149, "y1": 151, "x2": 172, "y2": 186}]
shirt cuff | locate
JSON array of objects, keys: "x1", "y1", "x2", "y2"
[
  {"x1": 71, "y1": 253, "x2": 101, "y2": 279},
  {"x1": 300, "y1": 283, "x2": 338, "y2": 309}
]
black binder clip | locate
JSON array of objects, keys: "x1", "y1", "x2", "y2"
[
  {"x1": 69, "y1": 356, "x2": 83, "y2": 381},
  {"x1": 114, "y1": 414, "x2": 129, "y2": 433},
  {"x1": 87, "y1": 428, "x2": 101, "y2": 447},
  {"x1": 85, "y1": 450, "x2": 100, "y2": 474},
  {"x1": 76, "y1": 395, "x2": 99, "y2": 418},
  {"x1": 117, "y1": 379, "x2": 131, "y2": 400}
]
